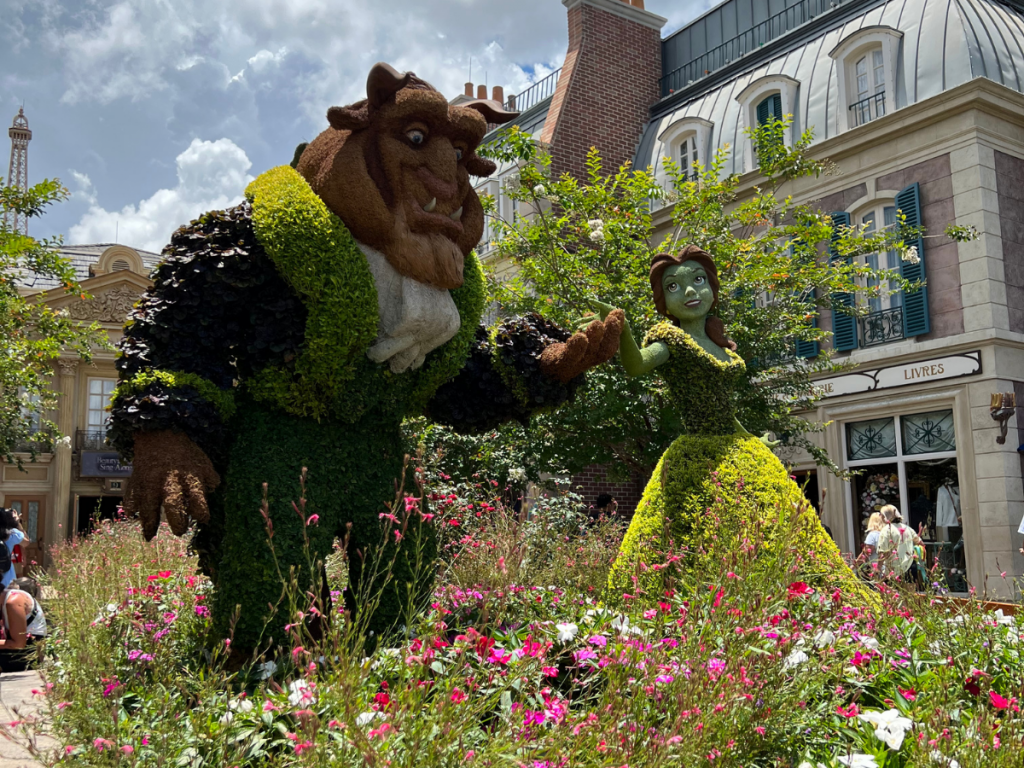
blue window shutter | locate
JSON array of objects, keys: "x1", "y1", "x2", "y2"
[
  {"x1": 795, "y1": 287, "x2": 820, "y2": 358},
  {"x1": 895, "y1": 182, "x2": 930, "y2": 337},
  {"x1": 829, "y1": 211, "x2": 858, "y2": 352},
  {"x1": 756, "y1": 97, "x2": 771, "y2": 126},
  {"x1": 772, "y1": 92, "x2": 783, "y2": 121}
]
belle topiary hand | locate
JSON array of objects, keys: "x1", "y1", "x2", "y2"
[
  {"x1": 539, "y1": 308, "x2": 625, "y2": 384},
  {"x1": 123, "y1": 431, "x2": 221, "y2": 540}
]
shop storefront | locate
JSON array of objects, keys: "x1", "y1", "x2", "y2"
[{"x1": 788, "y1": 346, "x2": 1024, "y2": 596}]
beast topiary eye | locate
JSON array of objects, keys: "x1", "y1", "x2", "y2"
[
  {"x1": 406, "y1": 129, "x2": 426, "y2": 146},
  {"x1": 455, "y1": 148, "x2": 463, "y2": 160}
]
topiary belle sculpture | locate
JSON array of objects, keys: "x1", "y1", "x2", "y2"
[
  {"x1": 109, "y1": 63, "x2": 623, "y2": 651},
  {"x1": 601, "y1": 246, "x2": 860, "y2": 598}
]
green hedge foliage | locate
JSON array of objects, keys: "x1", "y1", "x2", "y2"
[{"x1": 609, "y1": 434, "x2": 868, "y2": 602}]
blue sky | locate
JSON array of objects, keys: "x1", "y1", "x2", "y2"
[{"x1": 3, "y1": 0, "x2": 706, "y2": 253}]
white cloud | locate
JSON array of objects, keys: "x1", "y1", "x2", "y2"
[{"x1": 68, "y1": 138, "x2": 254, "y2": 252}]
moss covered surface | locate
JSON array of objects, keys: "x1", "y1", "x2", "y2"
[
  {"x1": 609, "y1": 434, "x2": 866, "y2": 601},
  {"x1": 198, "y1": 397, "x2": 434, "y2": 650},
  {"x1": 644, "y1": 323, "x2": 745, "y2": 435}
]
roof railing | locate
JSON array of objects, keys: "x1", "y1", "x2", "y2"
[
  {"x1": 486, "y1": 68, "x2": 562, "y2": 133},
  {"x1": 660, "y1": 0, "x2": 846, "y2": 96}
]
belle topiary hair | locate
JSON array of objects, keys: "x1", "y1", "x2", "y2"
[{"x1": 650, "y1": 245, "x2": 736, "y2": 352}]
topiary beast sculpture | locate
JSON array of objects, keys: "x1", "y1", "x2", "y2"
[{"x1": 110, "y1": 63, "x2": 623, "y2": 651}]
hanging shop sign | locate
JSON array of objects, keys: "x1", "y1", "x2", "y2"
[
  {"x1": 814, "y1": 351, "x2": 982, "y2": 399},
  {"x1": 80, "y1": 451, "x2": 133, "y2": 477}
]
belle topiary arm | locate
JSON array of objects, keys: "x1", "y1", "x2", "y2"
[
  {"x1": 110, "y1": 201, "x2": 308, "y2": 462},
  {"x1": 425, "y1": 315, "x2": 585, "y2": 434}
]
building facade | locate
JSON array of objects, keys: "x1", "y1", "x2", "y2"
[
  {"x1": 3, "y1": 244, "x2": 161, "y2": 561},
  {"x1": 474, "y1": 0, "x2": 1024, "y2": 591}
]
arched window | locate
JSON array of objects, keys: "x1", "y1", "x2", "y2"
[
  {"x1": 829, "y1": 27, "x2": 903, "y2": 133},
  {"x1": 657, "y1": 117, "x2": 713, "y2": 185},
  {"x1": 735, "y1": 75, "x2": 799, "y2": 173}
]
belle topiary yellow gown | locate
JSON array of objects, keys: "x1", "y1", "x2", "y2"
[{"x1": 608, "y1": 322, "x2": 865, "y2": 599}]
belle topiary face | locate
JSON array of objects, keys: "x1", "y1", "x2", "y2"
[{"x1": 662, "y1": 260, "x2": 716, "y2": 323}]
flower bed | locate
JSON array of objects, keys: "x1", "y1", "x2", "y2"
[{"x1": 11, "y1": 481, "x2": 1024, "y2": 767}]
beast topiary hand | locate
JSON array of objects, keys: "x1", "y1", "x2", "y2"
[
  {"x1": 539, "y1": 309, "x2": 625, "y2": 384},
  {"x1": 123, "y1": 431, "x2": 221, "y2": 540}
]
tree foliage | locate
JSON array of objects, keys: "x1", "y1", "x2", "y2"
[
  {"x1": 0, "y1": 178, "x2": 108, "y2": 460},
  {"x1": 417, "y1": 120, "x2": 975, "y2": 482}
]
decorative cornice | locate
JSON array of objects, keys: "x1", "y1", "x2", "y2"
[
  {"x1": 66, "y1": 285, "x2": 140, "y2": 324},
  {"x1": 563, "y1": 0, "x2": 667, "y2": 30}
]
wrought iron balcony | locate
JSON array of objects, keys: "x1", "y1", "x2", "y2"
[
  {"x1": 76, "y1": 429, "x2": 112, "y2": 451},
  {"x1": 849, "y1": 92, "x2": 886, "y2": 127},
  {"x1": 859, "y1": 307, "x2": 904, "y2": 347}
]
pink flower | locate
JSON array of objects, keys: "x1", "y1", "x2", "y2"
[
  {"x1": 306, "y1": 514, "x2": 319, "y2": 527},
  {"x1": 327, "y1": 719, "x2": 344, "y2": 729},
  {"x1": 93, "y1": 738, "x2": 114, "y2": 752},
  {"x1": 990, "y1": 691, "x2": 1010, "y2": 710},
  {"x1": 146, "y1": 570, "x2": 173, "y2": 582},
  {"x1": 587, "y1": 635, "x2": 608, "y2": 647},
  {"x1": 898, "y1": 687, "x2": 917, "y2": 702},
  {"x1": 542, "y1": 666, "x2": 559, "y2": 677},
  {"x1": 121, "y1": 746, "x2": 134, "y2": 754},
  {"x1": 787, "y1": 581, "x2": 813, "y2": 599},
  {"x1": 263, "y1": 700, "x2": 280, "y2": 712},
  {"x1": 836, "y1": 704, "x2": 859, "y2": 717},
  {"x1": 294, "y1": 740, "x2": 314, "y2": 754},
  {"x1": 450, "y1": 688, "x2": 467, "y2": 704},
  {"x1": 572, "y1": 648, "x2": 598, "y2": 663}
]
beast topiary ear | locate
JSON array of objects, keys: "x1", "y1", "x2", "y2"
[{"x1": 327, "y1": 104, "x2": 369, "y2": 132}]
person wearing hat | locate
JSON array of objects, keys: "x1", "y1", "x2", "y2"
[{"x1": 876, "y1": 505, "x2": 921, "y2": 582}]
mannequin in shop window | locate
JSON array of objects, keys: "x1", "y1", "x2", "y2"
[{"x1": 935, "y1": 476, "x2": 965, "y2": 576}]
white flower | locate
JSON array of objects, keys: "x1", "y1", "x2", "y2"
[
  {"x1": 838, "y1": 756, "x2": 878, "y2": 768},
  {"x1": 508, "y1": 467, "x2": 527, "y2": 482},
  {"x1": 219, "y1": 711, "x2": 234, "y2": 725},
  {"x1": 783, "y1": 649, "x2": 809, "y2": 670},
  {"x1": 857, "y1": 635, "x2": 880, "y2": 651},
  {"x1": 555, "y1": 622, "x2": 578, "y2": 642},
  {"x1": 901, "y1": 245, "x2": 920, "y2": 264},
  {"x1": 106, "y1": 603, "x2": 118, "y2": 613},
  {"x1": 287, "y1": 679, "x2": 316, "y2": 707},
  {"x1": 532, "y1": 184, "x2": 546, "y2": 197},
  {"x1": 255, "y1": 661, "x2": 278, "y2": 680},
  {"x1": 356, "y1": 711, "x2": 381, "y2": 728},
  {"x1": 813, "y1": 629, "x2": 835, "y2": 648},
  {"x1": 589, "y1": 229, "x2": 604, "y2": 243},
  {"x1": 858, "y1": 709, "x2": 913, "y2": 750},
  {"x1": 56, "y1": 435, "x2": 72, "y2": 449},
  {"x1": 929, "y1": 750, "x2": 960, "y2": 768},
  {"x1": 587, "y1": 219, "x2": 604, "y2": 230},
  {"x1": 230, "y1": 698, "x2": 254, "y2": 713}
]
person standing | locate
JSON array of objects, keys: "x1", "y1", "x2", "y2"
[
  {"x1": 0, "y1": 543, "x2": 46, "y2": 672},
  {"x1": 876, "y1": 505, "x2": 920, "y2": 582},
  {"x1": 0, "y1": 508, "x2": 26, "y2": 588}
]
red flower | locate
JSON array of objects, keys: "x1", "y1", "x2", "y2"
[
  {"x1": 787, "y1": 582, "x2": 813, "y2": 599},
  {"x1": 836, "y1": 704, "x2": 859, "y2": 718},
  {"x1": 965, "y1": 678, "x2": 981, "y2": 697},
  {"x1": 898, "y1": 687, "x2": 917, "y2": 702},
  {"x1": 990, "y1": 691, "x2": 1010, "y2": 710}
]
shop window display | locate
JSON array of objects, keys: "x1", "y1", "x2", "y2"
[{"x1": 844, "y1": 409, "x2": 965, "y2": 591}]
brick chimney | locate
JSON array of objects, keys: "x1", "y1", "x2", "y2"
[
  {"x1": 464, "y1": 82, "x2": 473, "y2": 97},
  {"x1": 477, "y1": 84, "x2": 487, "y2": 99},
  {"x1": 492, "y1": 85, "x2": 504, "y2": 105},
  {"x1": 541, "y1": 0, "x2": 666, "y2": 180}
]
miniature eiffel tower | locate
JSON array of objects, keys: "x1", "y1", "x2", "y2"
[{"x1": 3, "y1": 108, "x2": 32, "y2": 234}]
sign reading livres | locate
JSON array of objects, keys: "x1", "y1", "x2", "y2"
[{"x1": 814, "y1": 351, "x2": 982, "y2": 399}]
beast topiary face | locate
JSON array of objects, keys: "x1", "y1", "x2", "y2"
[{"x1": 296, "y1": 62, "x2": 516, "y2": 290}]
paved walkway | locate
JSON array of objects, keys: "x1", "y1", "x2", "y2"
[{"x1": 0, "y1": 670, "x2": 50, "y2": 767}]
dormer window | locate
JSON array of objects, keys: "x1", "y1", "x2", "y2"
[
  {"x1": 657, "y1": 117, "x2": 713, "y2": 187},
  {"x1": 829, "y1": 26, "x2": 903, "y2": 133},
  {"x1": 735, "y1": 75, "x2": 799, "y2": 173}
]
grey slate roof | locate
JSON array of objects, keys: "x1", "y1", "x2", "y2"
[
  {"x1": 17, "y1": 243, "x2": 163, "y2": 292},
  {"x1": 635, "y1": 0, "x2": 1024, "y2": 178}
]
